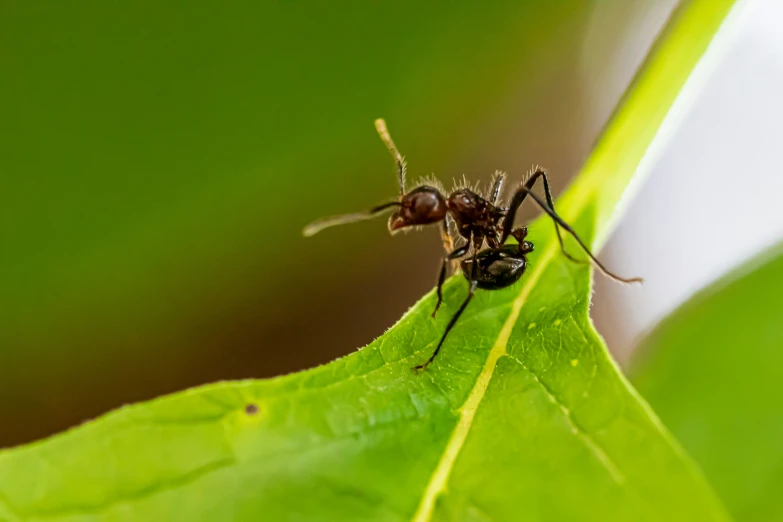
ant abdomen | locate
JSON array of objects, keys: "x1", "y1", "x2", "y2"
[{"x1": 461, "y1": 243, "x2": 532, "y2": 290}]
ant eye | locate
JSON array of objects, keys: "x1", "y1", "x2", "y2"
[{"x1": 389, "y1": 186, "x2": 446, "y2": 231}]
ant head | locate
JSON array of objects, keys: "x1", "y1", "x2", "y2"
[{"x1": 389, "y1": 186, "x2": 447, "y2": 232}]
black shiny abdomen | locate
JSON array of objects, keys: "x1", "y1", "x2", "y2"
[{"x1": 461, "y1": 245, "x2": 527, "y2": 290}]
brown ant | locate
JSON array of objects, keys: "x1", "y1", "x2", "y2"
[{"x1": 304, "y1": 119, "x2": 641, "y2": 371}]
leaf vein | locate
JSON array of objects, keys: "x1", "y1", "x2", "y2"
[{"x1": 505, "y1": 353, "x2": 626, "y2": 484}]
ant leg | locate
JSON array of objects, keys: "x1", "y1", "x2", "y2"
[
  {"x1": 439, "y1": 216, "x2": 455, "y2": 253},
  {"x1": 505, "y1": 185, "x2": 642, "y2": 284},
  {"x1": 415, "y1": 251, "x2": 479, "y2": 371},
  {"x1": 488, "y1": 170, "x2": 508, "y2": 206},
  {"x1": 501, "y1": 168, "x2": 582, "y2": 263},
  {"x1": 303, "y1": 201, "x2": 401, "y2": 237},
  {"x1": 415, "y1": 280, "x2": 478, "y2": 371},
  {"x1": 432, "y1": 242, "x2": 469, "y2": 318}
]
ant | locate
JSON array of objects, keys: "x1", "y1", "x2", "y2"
[{"x1": 304, "y1": 119, "x2": 641, "y2": 371}]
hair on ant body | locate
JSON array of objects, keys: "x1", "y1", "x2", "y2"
[{"x1": 303, "y1": 119, "x2": 642, "y2": 371}]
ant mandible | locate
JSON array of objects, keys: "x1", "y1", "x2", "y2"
[{"x1": 304, "y1": 119, "x2": 641, "y2": 371}]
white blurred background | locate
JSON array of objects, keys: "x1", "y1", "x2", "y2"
[{"x1": 591, "y1": 0, "x2": 783, "y2": 363}]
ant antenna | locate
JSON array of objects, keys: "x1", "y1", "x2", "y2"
[
  {"x1": 374, "y1": 119, "x2": 406, "y2": 195},
  {"x1": 302, "y1": 201, "x2": 401, "y2": 237},
  {"x1": 513, "y1": 187, "x2": 643, "y2": 284}
]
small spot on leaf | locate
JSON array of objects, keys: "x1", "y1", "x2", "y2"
[
  {"x1": 528, "y1": 323, "x2": 536, "y2": 329},
  {"x1": 554, "y1": 319, "x2": 562, "y2": 326},
  {"x1": 245, "y1": 403, "x2": 259, "y2": 415},
  {"x1": 571, "y1": 359, "x2": 579, "y2": 367}
]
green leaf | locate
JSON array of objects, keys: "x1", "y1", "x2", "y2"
[
  {"x1": 0, "y1": 0, "x2": 737, "y2": 520},
  {"x1": 630, "y1": 244, "x2": 783, "y2": 522}
]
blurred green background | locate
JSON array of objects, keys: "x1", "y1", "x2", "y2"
[{"x1": 0, "y1": 1, "x2": 670, "y2": 447}]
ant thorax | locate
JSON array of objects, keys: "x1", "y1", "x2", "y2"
[
  {"x1": 445, "y1": 188, "x2": 505, "y2": 246},
  {"x1": 434, "y1": 171, "x2": 508, "y2": 250}
]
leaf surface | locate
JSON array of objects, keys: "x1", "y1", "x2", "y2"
[
  {"x1": 631, "y1": 244, "x2": 783, "y2": 522},
  {"x1": 0, "y1": 0, "x2": 738, "y2": 520}
]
